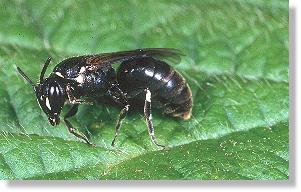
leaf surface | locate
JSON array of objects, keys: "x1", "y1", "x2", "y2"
[{"x1": 0, "y1": 0, "x2": 288, "y2": 179}]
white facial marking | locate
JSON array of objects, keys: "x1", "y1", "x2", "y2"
[
  {"x1": 45, "y1": 97, "x2": 51, "y2": 110},
  {"x1": 55, "y1": 86, "x2": 60, "y2": 93},
  {"x1": 55, "y1": 72, "x2": 64, "y2": 78},
  {"x1": 146, "y1": 89, "x2": 151, "y2": 102},
  {"x1": 75, "y1": 74, "x2": 84, "y2": 84},
  {"x1": 79, "y1": 67, "x2": 86, "y2": 73},
  {"x1": 50, "y1": 87, "x2": 55, "y2": 95}
]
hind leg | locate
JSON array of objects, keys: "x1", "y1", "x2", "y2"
[{"x1": 144, "y1": 88, "x2": 165, "y2": 148}]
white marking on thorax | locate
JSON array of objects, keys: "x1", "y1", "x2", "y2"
[
  {"x1": 54, "y1": 72, "x2": 64, "y2": 78},
  {"x1": 45, "y1": 97, "x2": 51, "y2": 110},
  {"x1": 75, "y1": 74, "x2": 85, "y2": 84},
  {"x1": 79, "y1": 66, "x2": 86, "y2": 73},
  {"x1": 144, "y1": 69, "x2": 153, "y2": 77},
  {"x1": 146, "y1": 89, "x2": 151, "y2": 102}
]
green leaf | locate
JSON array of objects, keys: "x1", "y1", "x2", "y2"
[{"x1": 0, "y1": 0, "x2": 288, "y2": 180}]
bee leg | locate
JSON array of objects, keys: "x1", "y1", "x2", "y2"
[
  {"x1": 107, "y1": 83, "x2": 130, "y2": 147},
  {"x1": 144, "y1": 88, "x2": 165, "y2": 148},
  {"x1": 107, "y1": 83, "x2": 128, "y2": 105},
  {"x1": 64, "y1": 104, "x2": 94, "y2": 146},
  {"x1": 111, "y1": 104, "x2": 130, "y2": 147},
  {"x1": 66, "y1": 84, "x2": 92, "y2": 104}
]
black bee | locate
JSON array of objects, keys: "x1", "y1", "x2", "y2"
[{"x1": 17, "y1": 48, "x2": 192, "y2": 148}]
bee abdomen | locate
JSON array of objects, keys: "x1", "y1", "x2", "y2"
[
  {"x1": 153, "y1": 71, "x2": 192, "y2": 120},
  {"x1": 117, "y1": 57, "x2": 192, "y2": 120}
]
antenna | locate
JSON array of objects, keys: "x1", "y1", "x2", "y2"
[
  {"x1": 40, "y1": 57, "x2": 52, "y2": 82},
  {"x1": 16, "y1": 67, "x2": 36, "y2": 90}
]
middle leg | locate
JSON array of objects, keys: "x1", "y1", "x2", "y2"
[
  {"x1": 107, "y1": 82, "x2": 130, "y2": 147},
  {"x1": 111, "y1": 104, "x2": 130, "y2": 147}
]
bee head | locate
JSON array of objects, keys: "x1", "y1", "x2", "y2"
[{"x1": 17, "y1": 57, "x2": 66, "y2": 126}]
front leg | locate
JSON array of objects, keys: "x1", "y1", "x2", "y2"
[
  {"x1": 64, "y1": 104, "x2": 94, "y2": 146},
  {"x1": 66, "y1": 84, "x2": 92, "y2": 104}
]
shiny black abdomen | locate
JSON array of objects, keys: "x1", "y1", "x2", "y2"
[{"x1": 117, "y1": 57, "x2": 192, "y2": 119}]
